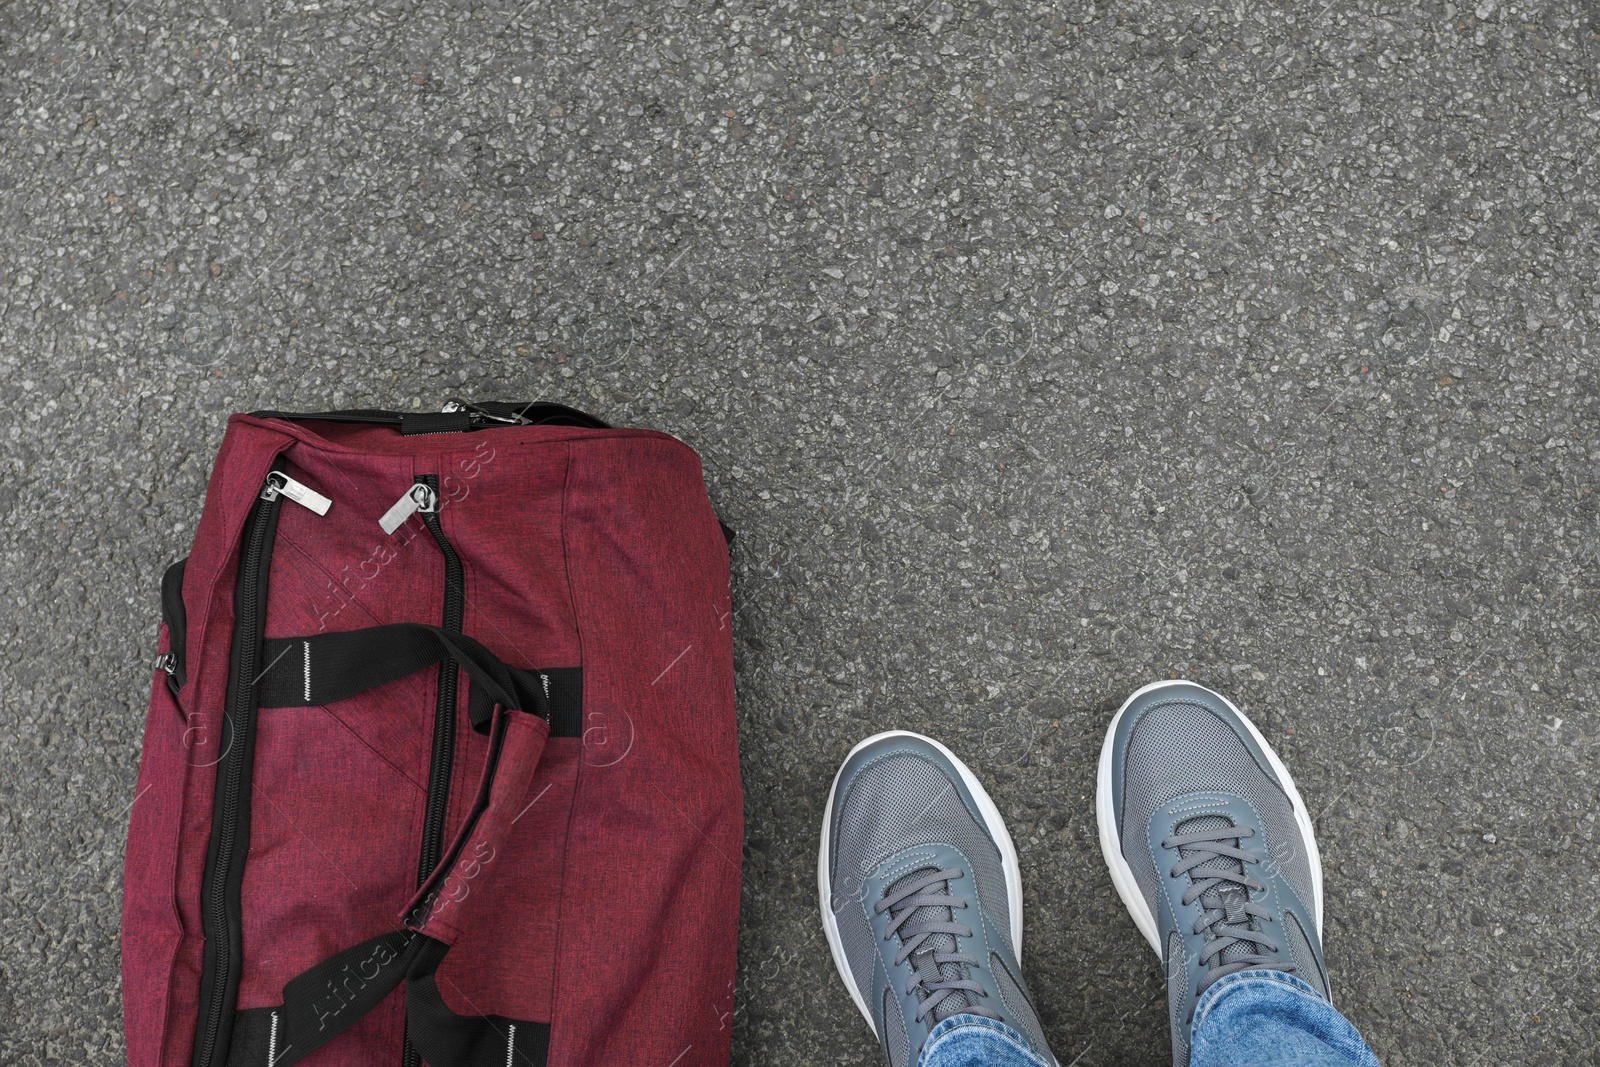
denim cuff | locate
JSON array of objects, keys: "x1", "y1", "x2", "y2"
[
  {"x1": 916, "y1": 1014, "x2": 1054, "y2": 1067},
  {"x1": 1192, "y1": 969, "x2": 1328, "y2": 1030}
]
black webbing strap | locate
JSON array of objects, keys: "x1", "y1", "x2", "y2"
[
  {"x1": 254, "y1": 624, "x2": 555, "y2": 733},
  {"x1": 243, "y1": 932, "x2": 550, "y2": 1067},
  {"x1": 537, "y1": 667, "x2": 583, "y2": 739},
  {"x1": 269, "y1": 930, "x2": 422, "y2": 1065},
  {"x1": 406, "y1": 937, "x2": 550, "y2": 1066}
]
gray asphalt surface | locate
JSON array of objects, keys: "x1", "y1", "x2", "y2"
[{"x1": 3, "y1": 1, "x2": 1599, "y2": 1064}]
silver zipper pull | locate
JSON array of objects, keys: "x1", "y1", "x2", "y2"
[
  {"x1": 260, "y1": 471, "x2": 332, "y2": 515},
  {"x1": 153, "y1": 651, "x2": 178, "y2": 674},
  {"x1": 378, "y1": 483, "x2": 438, "y2": 535}
]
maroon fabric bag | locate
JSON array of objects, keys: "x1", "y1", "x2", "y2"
[{"x1": 122, "y1": 402, "x2": 742, "y2": 1067}]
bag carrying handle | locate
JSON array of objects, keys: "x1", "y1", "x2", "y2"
[
  {"x1": 255, "y1": 623, "x2": 552, "y2": 733},
  {"x1": 253, "y1": 623, "x2": 555, "y2": 1067}
]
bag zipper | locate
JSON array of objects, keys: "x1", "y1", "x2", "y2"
[
  {"x1": 193, "y1": 466, "x2": 286, "y2": 1067},
  {"x1": 249, "y1": 400, "x2": 609, "y2": 431},
  {"x1": 405, "y1": 474, "x2": 462, "y2": 1067},
  {"x1": 411, "y1": 476, "x2": 461, "y2": 883}
]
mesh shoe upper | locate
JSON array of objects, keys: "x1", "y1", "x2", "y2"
[
  {"x1": 1103, "y1": 683, "x2": 1328, "y2": 1067},
  {"x1": 831, "y1": 748, "x2": 1014, "y2": 1011},
  {"x1": 1115, "y1": 696, "x2": 1317, "y2": 919},
  {"x1": 823, "y1": 734, "x2": 1053, "y2": 1067}
]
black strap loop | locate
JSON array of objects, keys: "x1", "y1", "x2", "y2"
[{"x1": 254, "y1": 624, "x2": 551, "y2": 733}]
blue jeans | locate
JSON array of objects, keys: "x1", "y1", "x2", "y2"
[{"x1": 917, "y1": 971, "x2": 1380, "y2": 1067}]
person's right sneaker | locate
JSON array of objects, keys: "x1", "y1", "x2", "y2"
[
  {"x1": 820, "y1": 730, "x2": 1056, "y2": 1067},
  {"x1": 1096, "y1": 680, "x2": 1330, "y2": 1067}
]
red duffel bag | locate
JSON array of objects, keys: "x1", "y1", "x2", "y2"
[{"x1": 122, "y1": 401, "x2": 741, "y2": 1067}]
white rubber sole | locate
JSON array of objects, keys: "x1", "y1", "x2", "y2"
[
  {"x1": 1095, "y1": 679, "x2": 1325, "y2": 956},
  {"x1": 818, "y1": 730, "x2": 1026, "y2": 1032}
]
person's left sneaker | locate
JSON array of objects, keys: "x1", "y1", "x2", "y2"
[
  {"x1": 1096, "y1": 680, "x2": 1331, "y2": 1067},
  {"x1": 819, "y1": 731, "x2": 1055, "y2": 1067}
]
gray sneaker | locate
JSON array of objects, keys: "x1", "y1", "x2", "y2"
[
  {"x1": 1097, "y1": 681, "x2": 1331, "y2": 1067},
  {"x1": 819, "y1": 731, "x2": 1055, "y2": 1067}
]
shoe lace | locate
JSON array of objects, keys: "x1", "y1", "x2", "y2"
[
  {"x1": 1162, "y1": 820, "x2": 1296, "y2": 996},
  {"x1": 874, "y1": 867, "x2": 1001, "y2": 1025}
]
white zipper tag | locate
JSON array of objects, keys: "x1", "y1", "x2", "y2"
[
  {"x1": 260, "y1": 472, "x2": 332, "y2": 515},
  {"x1": 379, "y1": 483, "x2": 437, "y2": 535}
]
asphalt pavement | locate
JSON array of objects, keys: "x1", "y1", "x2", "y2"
[{"x1": 2, "y1": 1, "x2": 1598, "y2": 1064}]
